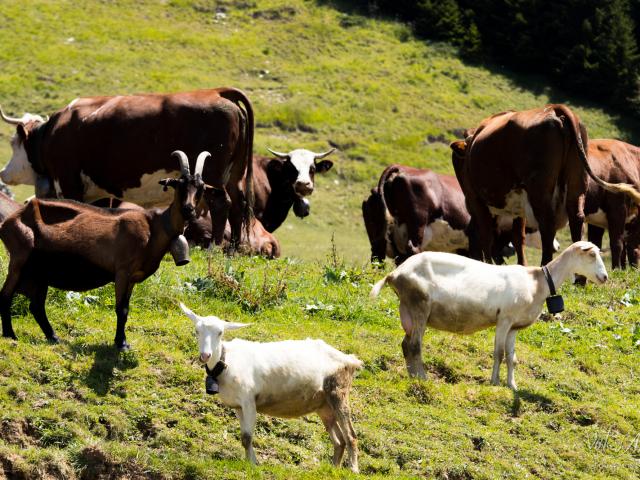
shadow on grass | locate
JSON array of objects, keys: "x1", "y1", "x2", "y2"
[
  {"x1": 511, "y1": 388, "x2": 555, "y2": 417},
  {"x1": 69, "y1": 342, "x2": 139, "y2": 396}
]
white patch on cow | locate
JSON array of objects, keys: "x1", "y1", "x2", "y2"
[
  {"x1": 0, "y1": 134, "x2": 37, "y2": 185},
  {"x1": 67, "y1": 98, "x2": 79, "y2": 110},
  {"x1": 53, "y1": 179, "x2": 62, "y2": 198},
  {"x1": 422, "y1": 219, "x2": 469, "y2": 253},
  {"x1": 488, "y1": 189, "x2": 539, "y2": 228},
  {"x1": 288, "y1": 149, "x2": 316, "y2": 194},
  {"x1": 77, "y1": 170, "x2": 181, "y2": 206},
  {"x1": 586, "y1": 208, "x2": 608, "y2": 228}
]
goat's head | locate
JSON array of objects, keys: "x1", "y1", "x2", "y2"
[
  {"x1": 570, "y1": 241, "x2": 608, "y2": 284},
  {"x1": 179, "y1": 302, "x2": 250, "y2": 364},
  {"x1": 159, "y1": 150, "x2": 210, "y2": 221}
]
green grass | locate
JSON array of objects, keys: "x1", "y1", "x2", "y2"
[{"x1": 1, "y1": 0, "x2": 640, "y2": 478}]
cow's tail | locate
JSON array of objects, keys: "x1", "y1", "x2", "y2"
[
  {"x1": 370, "y1": 275, "x2": 389, "y2": 298},
  {"x1": 220, "y1": 88, "x2": 255, "y2": 237},
  {"x1": 554, "y1": 104, "x2": 640, "y2": 204}
]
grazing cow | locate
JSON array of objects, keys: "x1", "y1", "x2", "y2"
[
  {"x1": 450, "y1": 105, "x2": 640, "y2": 266},
  {"x1": 362, "y1": 165, "x2": 555, "y2": 265},
  {"x1": 253, "y1": 148, "x2": 335, "y2": 232},
  {"x1": 0, "y1": 87, "x2": 254, "y2": 246},
  {"x1": 582, "y1": 139, "x2": 640, "y2": 269}
]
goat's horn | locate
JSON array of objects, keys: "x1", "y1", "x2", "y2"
[
  {"x1": 194, "y1": 151, "x2": 211, "y2": 177},
  {"x1": 171, "y1": 150, "x2": 191, "y2": 176},
  {"x1": 0, "y1": 106, "x2": 23, "y2": 125},
  {"x1": 313, "y1": 148, "x2": 336, "y2": 160},
  {"x1": 267, "y1": 147, "x2": 289, "y2": 159}
]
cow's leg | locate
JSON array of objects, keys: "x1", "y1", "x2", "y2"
[
  {"x1": 512, "y1": 217, "x2": 527, "y2": 266},
  {"x1": 491, "y1": 320, "x2": 511, "y2": 386},
  {"x1": 399, "y1": 299, "x2": 429, "y2": 379},
  {"x1": 607, "y1": 210, "x2": 626, "y2": 269},
  {"x1": 114, "y1": 273, "x2": 134, "y2": 351},
  {"x1": 405, "y1": 217, "x2": 427, "y2": 258},
  {"x1": 505, "y1": 329, "x2": 518, "y2": 391},
  {"x1": 237, "y1": 402, "x2": 258, "y2": 464},
  {"x1": 528, "y1": 197, "x2": 556, "y2": 265},
  {"x1": 566, "y1": 190, "x2": 586, "y2": 244},
  {"x1": 587, "y1": 224, "x2": 605, "y2": 249},
  {"x1": 226, "y1": 181, "x2": 245, "y2": 249},
  {"x1": 469, "y1": 205, "x2": 495, "y2": 263},
  {"x1": 206, "y1": 188, "x2": 231, "y2": 246},
  {"x1": 28, "y1": 284, "x2": 58, "y2": 342}
]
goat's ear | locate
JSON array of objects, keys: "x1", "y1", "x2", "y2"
[
  {"x1": 224, "y1": 321, "x2": 251, "y2": 331},
  {"x1": 450, "y1": 140, "x2": 466, "y2": 157},
  {"x1": 159, "y1": 178, "x2": 178, "y2": 191},
  {"x1": 580, "y1": 243, "x2": 595, "y2": 252},
  {"x1": 315, "y1": 160, "x2": 333, "y2": 173},
  {"x1": 179, "y1": 302, "x2": 200, "y2": 324}
]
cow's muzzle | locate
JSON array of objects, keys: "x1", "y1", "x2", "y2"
[{"x1": 294, "y1": 182, "x2": 314, "y2": 196}]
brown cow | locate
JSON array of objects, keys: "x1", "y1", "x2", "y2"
[
  {"x1": 0, "y1": 87, "x2": 254, "y2": 247},
  {"x1": 362, "y1": 165, "x2": 554, "y2": 265},
  {"x1": 450, "y1": 105, "x2": 640, "y2": 266},
  {"x1": 583, "y1": 139, "x2": 640, "y2": 268}
]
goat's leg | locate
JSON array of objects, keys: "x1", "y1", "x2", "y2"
[
  {"x1": 325, "y1": 382, "x2": 358, "y2": 473},
  {"x1": 318, "y1": 405, "x2": 346, "y2": 467},
  {"x1": 28, "y1": 284, "x2": 58, "y2": 343},
  {"x1": 0, "y1": 258, "x2": 28, "y2": 340},
  {"x1": 505, "y1": 329, "x2": 518, "y2": 390},
  {"x1": 237, "y1": 402, "x2": 258, "y2": 464},
  {"x1": 491, "y1": 321, "x2": 511, "y2": 386},
  {"x1": 114, "y1": 276, "x2": 134, "y2": 351},
  {"x1": 400, "y1": 300, "x2": 428, "y2": 379}
]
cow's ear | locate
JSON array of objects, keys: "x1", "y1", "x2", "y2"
[
  {"x1": 17, "y1": 124, "x2": 28, "y2": 141},
  {"x1": 450, "y1": 140, "x2": 466, "y2": 158},
  {"x1": 315, "y1": 160, "x2": 333, "y2": 173}
]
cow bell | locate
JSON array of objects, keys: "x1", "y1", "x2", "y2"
[
  {"x1": 205, "y1": 375, "x2": 220, "y2": 395},
  {"x1": 546, "y1": 294, "x2": 564, "y2": 314},
  {"x1": 169, "y1": 235, "x2": 190, "y2": 266},
  {"x1": 293, "y1": 197, "x2": 310, "y2": 218}
]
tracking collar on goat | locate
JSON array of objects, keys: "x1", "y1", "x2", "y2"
[{"x1": 204, "y1": 345, "x2": 227, "y2": 395}]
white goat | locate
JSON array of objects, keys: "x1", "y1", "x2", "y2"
[
  {"x1": 370, "y1": 241, "x2": 608, "y2": 390},
  {"x1": 180, "y1": 303, "x2": 362, "y2": 472}
]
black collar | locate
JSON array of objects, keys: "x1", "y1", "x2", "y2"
[
  {"x1": 204, "y1": 345, "x2": 227, "y2": 380},
  {"x1": 541, "y1": 266, "x2": 557, "y2": 295}
]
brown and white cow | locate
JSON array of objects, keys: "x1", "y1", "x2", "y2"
[
  {"x1": 450, "y1": 105, "x2": 640, "y2": 266},
  {"x1": 583, "y1": 139, "x2": 640, "y2": 268},
  {"x1": 362, "y1": 164, "x2": 554, "y2": 265},
  {"x1": 0, "y1": 87, "x2": 254, "y2": 246}
]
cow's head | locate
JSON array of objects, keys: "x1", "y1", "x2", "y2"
[
  {"x1": 267, "y1": 147, "x2": 335, "y2": 197},
  {"x1": 0, "y1": 106, "x2": 48, "y2": 185},
  {"x1": 159, "y1": 150, "x2": 209, "y2": 221}
]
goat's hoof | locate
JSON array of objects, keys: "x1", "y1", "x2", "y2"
[
  {"x1": 47, "y1": 335, "x2": 60, "y2": 344},
  {"x1": 116, "y1": 341, "x2": 131, "y2": 352}
]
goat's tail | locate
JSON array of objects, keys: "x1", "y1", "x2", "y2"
[{"x1": 370, "y1": 275, "x2": 389, "y2": 298}]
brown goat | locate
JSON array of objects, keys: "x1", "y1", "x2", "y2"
[{"x1": 0, "y1": 150, "x2": 209, "y2": 350}]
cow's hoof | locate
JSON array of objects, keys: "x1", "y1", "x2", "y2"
[
  {"x1": 47, "y1": 335, "x2": 60, "y2": 344},
  {"x1": 116, "y1": 341, "x2": 131, "y2": 352}
]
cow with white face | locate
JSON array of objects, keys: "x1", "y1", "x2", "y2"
[{"x1": 0, "y1": 108, "x2": 48, "y2": 188}]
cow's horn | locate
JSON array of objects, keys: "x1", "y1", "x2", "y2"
[
  {"x1": 194, "y1": 151, "x2": 211, "y2": 177},
  {"x1": 171, "y1": 150, "x2": 191, "y2": 176},
  {"x1": 0, "y1": 106, "x2": 23, "y2": 125},
  {"x1": 267, "y1": 147, "x2": 290, "y2": 159},
  {"x1": 313, "y1": 148, "x2": 336, "y2": 160}
]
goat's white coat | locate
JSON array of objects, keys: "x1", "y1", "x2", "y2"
[
  {"x1": 370, "y1": 241, "x2": 608, "y2": 390},
  {"x1": 181, "y1": 303, "x2": 361, "y2": 471}
]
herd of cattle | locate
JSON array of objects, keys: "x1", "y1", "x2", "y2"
[{"x1": 0, "y1": 89, "x2": 638, "y2": 470}]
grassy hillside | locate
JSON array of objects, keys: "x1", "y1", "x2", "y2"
[{"x1": 1, "y1": 1, "x2": 639, "y2": 479}]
